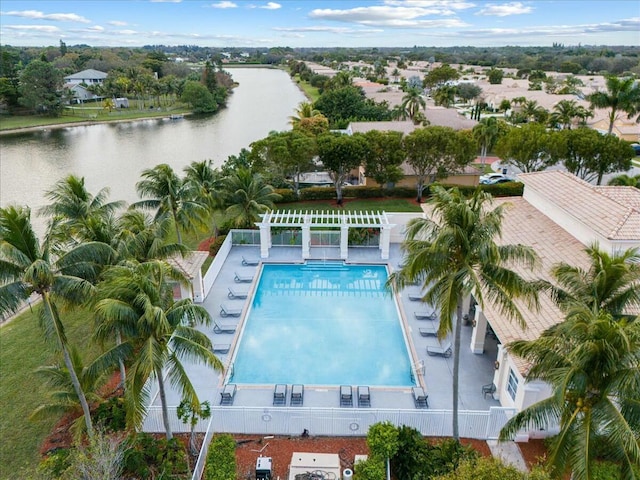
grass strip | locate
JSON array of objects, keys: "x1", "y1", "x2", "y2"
[{"x1": 0, "y1": 306, "x2": 104, "y2": 479}]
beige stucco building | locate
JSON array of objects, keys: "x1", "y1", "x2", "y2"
[{"x1": 467, "y1": 171, "x2": 640, "y2": 439}]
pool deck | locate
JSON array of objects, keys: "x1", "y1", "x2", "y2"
[{"x1": 151, "y1": 245, "x2": 500, "y2": 412}]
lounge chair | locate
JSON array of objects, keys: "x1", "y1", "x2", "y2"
[
  {"x1": 357, "y1": 386, "x2": 371, "y2": 408},
  {"x1": 212, "y1": 344, "x2": 230, "y2": 354},
  {"x1": 482, "y1": 383, "x2": 496, "y2": 398},
  {"x1": 219, "y1": 384, "x2": 237, "y2": 405},
  {"x1": 412, "y1": 386, "x2": 429, "y2": 408},
  {"x1": 213, "y1": 320, "x2": 237, "y2": 334},
  {"x1": 340, "y1": 385, "x2": 353, "y2": 407},
  {"x1": 234, "y1": 271, "x2": 254, "y2": 283},
  {"x1": 290, "y1": 384, "x2": 304, "y2": 406},
  {"x1": 227, "y1": 287, "x2": 248, "y2": 299},
  {"x1": 220, "y1": 303, "x2": 242, "y2": 317},
  {"x1": 414, "y1": 310, "x2": 437, "y2": 321},
  {"x1": 419, "y1": 326, "x2": 437, "y2": 337},
  {"x1": 242, "y1": 255, "x2": 259, "y2": 266},
  {"x1": 426, "y1": 341, "x2": 452, "y2": 357},
  {"x1": 273, "y1": 384, "x2": 287, "y2": 406},
  {"x1": 408, "y1": 293, "x2": 423, "y2": 301}
]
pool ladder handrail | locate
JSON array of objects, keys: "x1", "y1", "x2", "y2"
[{"x1": 410, "y1": 360, "x2": 425, "y2": 382}]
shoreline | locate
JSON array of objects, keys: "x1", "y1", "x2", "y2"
[{"x1": 0, "y1": 113, "x2": 192, "y2": 136}]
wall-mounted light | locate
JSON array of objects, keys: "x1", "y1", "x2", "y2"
[
  {"x1": 494, "y1": 361, "x2": 500, "y2": 370},
  {"x1": 472, "y1": 319, "x2": 477, "y2": 327}
]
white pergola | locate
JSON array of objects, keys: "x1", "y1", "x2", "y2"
[{"x1": 256, "y1": 210, "x2": 396, "y2": 260}]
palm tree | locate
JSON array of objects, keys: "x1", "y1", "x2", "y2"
[
  {"x1": 401, "y1": 88, "x2": 426, "y2": 124},
  {"x1": 39, "y1": 174, "x2": 124, "y2": 244},
  {"x1": 132, "y1": 164, "x2": 207, "y2": 244},
  {"x1": 589, "y1": 75, "x2": 640, "y2": 135},
  {"x1": 222, "y1": 168, "x2": 281, "y2": 229},
  {"x1": 0, "y1": 206, "x2": 114, "y2": 437},
  {"x1": 500, "y1": 245, "x2": 640, "y2": 479},
  {"x1": 91, "y1": 260, "x2": 223, "y2": 439},
  {"x1": 31, "y1": 347, "x2": 107, "y2": 439},
  {"x1": 500, "y1": 307, "x2": 640, "y2": 480},
  {"x1": 608, "y1": 174, "x2": 640, "y2": 188},
  {"x1": 549, "y1": 245, "x2": 640, "y2": 317},
  {"x1": 550, "y1": 100, "x2": 578, "y2": 130},
  {"x1": 472, "y1": 117, "x2": 502, "y2": 164},
  {"x1": 432, "y1": 85, "x2": 456, "y2": 108},
  {"x1": 289, "y1": 102, "x2": 322, "y2": 127},
  {"x1": 388, "y1": 187, "x2": 539, "y2": 441}
]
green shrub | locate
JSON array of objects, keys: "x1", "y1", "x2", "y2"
[
  {"x1": 343, "y1": 186, "x2": 385, "y2": 199},
  {"x1": 354, "y1": 457, "x2": 386, "y2": 480},
  {"x1": 391, "y1": 426, "x2": 430, "y2": 480},
  {"x1": 209, "y1": 235, "x2": 227, "y2": 257},
  {"x1": 384, "y1": 186, "x2": 416, "y2": 198},
  {"x1": 273, "y1": 188, "x2": 298, "y2": 203},
  {"x1": 38, "y1": 448, "x2": 71, "y2": 478},
  {"x1": 204, "y1": 434, "x2": 236, "y2": 480},
  {"x1": 122, "y1": 433, "x2": 188, "y2": 479},
  {"x1": 425, "y1": 438, "x2": 478, "y2": 477},
  {"x1": 432, "y1": 456, "x2": 551, "y2": 480},
  {"x1": 429, "y1": 182, "x2": 524, "y2": 198},
  {"x1": 93, "y1": 396, "x2": 126, "y2": 432},
  {"x1": 300, "y1": 186, "x2": 338, "y2": 201}
]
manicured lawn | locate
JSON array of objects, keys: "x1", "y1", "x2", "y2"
[
  {"x1": 0, "y1": 306, "x2": 105, "y2": 479},
  {"x1": 0, "y1": 107, "x2": 191, "y2": 131},
  {"x1": 277, "y1": 198, "x2": 423, "y2": 212},
  {"x1": 291, "y1": 74, "x2": 320, "y2": 103}
]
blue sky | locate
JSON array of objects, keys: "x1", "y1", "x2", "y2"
[{"x1": 1, "y1": 1, "x2": 639, "y2": 48}]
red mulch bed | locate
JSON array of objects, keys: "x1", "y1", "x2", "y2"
[
  {"x1": 517, "y1": 439, "x2": 548, "y2": 470},
  {"x1": 197, "y1": 236, "x2": 216, "y2": 252},
  {"x1": 233, "y1": 435, "x2": 490, "y2": 480}
]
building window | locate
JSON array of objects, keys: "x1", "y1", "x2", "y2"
[{"x1": 507, "y1": 368, "x2": 519, "y2": 401}]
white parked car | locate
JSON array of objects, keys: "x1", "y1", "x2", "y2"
[{"x1": 479, "y1": 172, "x2": 508, "y2": 184}]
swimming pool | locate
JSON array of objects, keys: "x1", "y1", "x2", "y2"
[{"x1": 230, "y1": 262, "x2": 415, "y2": 386}]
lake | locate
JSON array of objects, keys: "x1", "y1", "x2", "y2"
[{"x1": 0, "y1": 68, "x2": 306, "y2": 223}]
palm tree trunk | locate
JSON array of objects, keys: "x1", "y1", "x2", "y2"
[
  {"x1": 607, "y1": 109, "x2": 616, "y2": 135},
  {"x1": 42, "y1": 293, "x2": 94, "y2": 437},
  {"x1": 172, "y1": 208, "x2": 183, "y2": 244},
  {"x1": 452, "y1": 301, "x2": 463, "y2": 442},
  {"x1": 116, "y1": 330, "x2": 126, "y2": 390},
  {"x1": 157, "y1": 367, "x2": 173, "y2": 440}
]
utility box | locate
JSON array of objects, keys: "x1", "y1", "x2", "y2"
[{"x1": 256, "y1": 457, "x2": 272, "y2": 480}]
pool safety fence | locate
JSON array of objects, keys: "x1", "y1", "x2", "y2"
[{"x1": 144, "y1": 405, "x2": 516, "y2": 440}]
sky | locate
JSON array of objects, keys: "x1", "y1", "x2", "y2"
[{"x1": 1, "y1": 0, "x2": 639, "y2": 48}]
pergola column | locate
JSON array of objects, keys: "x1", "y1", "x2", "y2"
[
  {"x1": 301, "y1": 224, "x2": 311, "y2": 259},
  {"x1": 340, "y1": 225, "x2": 349, "y2": 259},
  {"x1": 470, "y1": 305, "x2": 488, "y2": 354},
  {"x1": 259, "y1": 224, "x2": 270, "y2": 258},
  {"x1": 380, "y1": 226, "x2": 391, "y2": 259}
]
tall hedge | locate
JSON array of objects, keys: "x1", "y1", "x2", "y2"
[{"x1": 204, "y1": 434, "x2": 236, "y2": 480}]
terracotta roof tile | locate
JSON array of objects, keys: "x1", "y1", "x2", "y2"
[{"x1": 519, "y1": 171, "x2": 640, "y2": 241}]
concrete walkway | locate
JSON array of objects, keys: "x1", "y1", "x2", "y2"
[{"x1": 487, "y1": 440, "x2": 528, "y2": 472}]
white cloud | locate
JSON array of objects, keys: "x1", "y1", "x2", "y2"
[
  {"x1": 108, "y1": 20, "x2": 128, "y2": 26},
  {"x1": 310, "y1": 6, "x2": 468, "y2": 27},
  {"x1": 476, "y1": 2, "x2": 532, "y2": 16},
  {"x1": 211, "y1": 1, "x2": 237, "y2": 8},
  {"x1": 3, "y1": 24, "x2": 60, "y2": 32},
  {"x1": 455, "y1": 17, "x2": 640, "y2": 37},
  {"x1": 384, "y1": 0, "x2": 475, "y2": 9},
  {"x1": 1, "y1": 10, "x2": 91, "y2": 23},
  {"x1": 273, "y1": 26, "x2": 384, "y2": 34},
  {"x1": 260, "y1": 2, "x2": 282, "y2": 9}
]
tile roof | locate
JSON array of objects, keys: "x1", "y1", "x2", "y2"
[
  {"x1": 168, "y1": 251, "x2": 208, "y2": 280},
  {"x1": 483, "y1": 197, "x2": 592, "y2": 374},
  {"x1": 519, "y1": 171, "x2": 640, "y2": 241},
  {"x1": 348, "y1": 120, "x2": 417, "y2": 135}
]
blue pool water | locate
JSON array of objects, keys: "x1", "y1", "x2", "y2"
[{"x1": 230, "y1": 262, "x2": 415, "y2": 386}]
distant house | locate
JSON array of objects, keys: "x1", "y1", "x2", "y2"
[
  {"x1": 64, "y1": 69, "x2": 108, "y2": 103},
  {"x1": 63, "y1": 69, "x2": 108, "y2": 86}
]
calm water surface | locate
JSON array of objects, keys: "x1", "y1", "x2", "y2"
[{"x1": 0, "y1": 68, "x2": 305, "y2": 222}]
